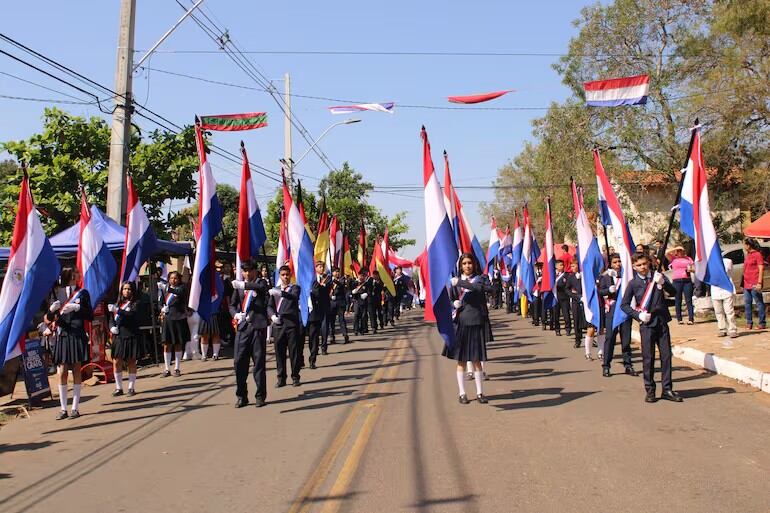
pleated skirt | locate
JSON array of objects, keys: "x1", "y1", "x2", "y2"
[
  {"x1": 442, "y1": 322, "x2": 492, "y2": 362},
  {"x1": 162, "y1": 318, "x2": 190, "y2": 345},
  {"x1": 112, "y1": 335, "x2": 141, "y2": 360},
  {"x1": 52, "y1": 332, "x2": 90, "y2": 365},
  {"x1": 198, "y1": 313, "x2": 221, "y2": 337}
]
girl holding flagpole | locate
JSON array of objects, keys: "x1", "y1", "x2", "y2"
[
  {"x1": 109, "y1": 281, "x2": 141, "y2": 396},
  {"x1": 444, "y1": 253, "x2": 493, "y2": 404},
  {"x1": 46, "y1": 267, "x2": 93, "y2": 420},
  {"x1": 159, "y1": 271, "x2": 190, "y2": 377}
]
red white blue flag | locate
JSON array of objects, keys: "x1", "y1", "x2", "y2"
[
  {"x1": 541, "y1": 198, "x2": 557, "y2": 308},
  {"x1": 236, "y1": 143, "x2": 267, "y2": 280},
  {"x1": 328, "y1": 102, "x2": 394, "y2": 115},
  {"x1": 77, "y1": 192, "x2": 117, "y2": 306},
  {"x1": 571, "y1": 181, "x2": 604, "y2": 326},
  {"x1": 485, "y1": 217, "x2": 501, "y2": 274},
  {"x1": 584, "y1": 74, "x2": 649, "y2": 107},
  {"x1": 283, "y1": 178, "x2": 315, "y2": 325},
  {"x1": 120, "y1": 175, "x2": 158, "y2": 283}
]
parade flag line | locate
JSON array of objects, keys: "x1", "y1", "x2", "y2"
[{"x1": 121, "y1": 175, "x2": 158, "y2": 283}]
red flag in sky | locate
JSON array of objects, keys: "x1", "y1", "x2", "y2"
[{"x1": 447, "y1": 90, "x2": 513, "y2": 104}]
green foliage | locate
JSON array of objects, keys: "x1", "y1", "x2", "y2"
[
  {"x1": 0, "y1": 107, "x2": 199, "y2": 244},
  {"x1": 170, "y1": 183, "x2": 240, "y2": 252}
]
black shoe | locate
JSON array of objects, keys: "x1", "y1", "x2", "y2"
[
  {"x1": 661, "y1": 390, "x2": 683, "y2": 402},
  {"x1": 476, "y1": 394, "x2": 489, "y2": 404},
  {"x1": 309, "y1": 362, "x2": 317, "y2": 370},
  {"x1": 173, "y1": 369, "x2": 181, "y2": 377},
  {"x1": 321, "y1": 349, "x2": 328, "y2": 356},
  {"x1": 275, "y1": 380, "x2": 286, "y2": 388},
  {"x1": 235, "y1": 398, "x2": 249, "y2": 408},
  {"x1": 56, "y1": 410, "x2": 68, "y2": 420},
  {"x1": 255, "y1": 397, "x2": 266, "y2": 408},
  {"x1": 556, "y1": 331, "x2": 561, "y2": 336},
  {"x1": 112, "y1": 389, "x2": 124, "y2": 397},
  {"x1": 458, "y1": 394, "x2": 470, "y2": 405},
  {"x1": 161, "y1": 370, "x2": 171, "y2": 378},
  {"x1": 625, "y1": 366, "x2": 638, "y2": 376},
  {"x1": 645, "y1": 392, "x2": 657, "y2": 403},
  {"x1": 602, "y1": 367, "x2": 611, "y2": 377},
  {"x1": 127, "y1": 389, "x2": 136, "y2": 397},
  {"x1": 344, "y1": 337, "x2": 351, "y2": 344},
  {"x1": 292, "y1": 379, "x2": 301, "y2": 387},
  {"x1": 573, "y1": 342, "x2": 581, "y2": 349},
  {"x1": 566, "y1": 331, "x2": 572, "y2": 337},
  {"x1": 69, "y1": 410, "x2": 80, "y2": 419}
]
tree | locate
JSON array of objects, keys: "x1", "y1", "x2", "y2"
[
  {"x1": 0, "y1": 107, "x2": 199, "y2": 242},
  {"x1": 170, "y1": 183, "x2": 241, "y2": 253}
]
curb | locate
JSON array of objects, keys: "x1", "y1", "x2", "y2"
[{"x1": 631, "y1": 329, "x2": 770, "y2": 395}]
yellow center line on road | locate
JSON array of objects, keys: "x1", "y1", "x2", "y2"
[{"x1": 287, "y1": 337, "x2": 407, "y2": 513}]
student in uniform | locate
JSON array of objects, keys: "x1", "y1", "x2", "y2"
[
  {"x1": 46, "y1": 267, "x2": 93, "y2": 420},
  {"x1": 370, "y1": 273, "x2": 385, "y2": 332},
  {"x1": 230, "y1": 259, "x2": 270, "y2": 407},
  {"x1": 566, "y1": 261, "x2": 585, "y2": 349},
  {"x1": 621, "y1": 252, "x2": 683, "y2": 403},
  {"x1": 553, "y1": 260, "x2": 572, "y2": 336},
  {"x1": 328, "y1": 267, "x2": 350, "y2": 344},
  {"x1": 308, "y1": 261, "x2": 332, "y2": 369},
  {"x1": 598, "y1": 254, "x2": 637, "y2": 377},
  {"x1": 268, "y1": 265, "x2": 303, "y2": 387},
  {"x1": 444, "y1": 253, "x2": 493, "y2": 405},
  {"x1": 109, "y1": 281, "x2": 141, "y2": 397},
  {"x1": 393, "y1": 267, "x2": 407, "y2": 320},
  {"x1": 351, "y1": 270, "x2": 372, "y2": 335},
  {"x1": 159, "y1": 271, "x2": 190, "y2": 377}
]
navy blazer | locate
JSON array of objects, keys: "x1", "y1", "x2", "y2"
[
  {"x1": 309, "y1": 275, "x2": 332, "y2": 322},
  {"x1": 109, "y1": 300, "x2": 140, "y2": 338},
  {"x1": 620, "y1": 273, "x2": 676, "y2": 327},
  {"x1": 267, "y1": 284, "x2": 301, "y2": 327},
  {"x1": 230, "y1": 278, "x2": 270, "y2": 330},
  {"x1": 451, "y1": 275, "x2": 494, "y2": 326}
]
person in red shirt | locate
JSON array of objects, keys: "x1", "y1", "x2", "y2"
[
  {"x1": 743, "y1": 238, "x2": 766, "y2": 329},
  {"x1": 560, "y1": 245, "x2": 574, "y2": 269}
]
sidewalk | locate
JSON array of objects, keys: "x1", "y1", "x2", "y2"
[{"x1": 632, "y1": 320, "x2": 770, "y2": 394}]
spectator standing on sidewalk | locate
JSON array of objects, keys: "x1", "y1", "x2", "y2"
[
  {"x1": 712, "y1": 258, "x2": 738, "y2": 344},
  {"x1": 667, "y1": 246, "x2": 695, "y2": 325},
  {"x1": 743, "y1": 238, "x2": 766, "y2": 330}
]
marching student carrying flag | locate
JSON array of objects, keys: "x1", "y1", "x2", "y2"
[
  {"x1": 275, "y1": 208, "x2": 289, "y2": 284},
  {"x1": 571, "y1": 180, "x2": 604, "y2": 327},
  {"x1": 678, "y1": 125, "x2": 734, "y2": 293},
  {"x1": 283, "y1": 178, "x2": 315, "y2": 325},
  {"x1": 236, "y1": 142, "x2": 267, "y2": 280},
  {"x1": 594, "y1": 149, "x2": 636, "y2": 328},
  {"x1": 485, "y1": 217, "x2": 501, "y2": 274},
  {"x1": 519, "y1": 205, "x2": 537, "y2": 301},
  {"x1": 0, "y1": 172, "x2": 60, "y2": 366},
  {"x1": 541, "y1": 198, "x2": 557, "y2": 309},
  {"x1": 120, "y1": 175, "x2": 158, "y2": 283},
  {"x1": 188, "y1": 123, "x2": 224, "y2": 321},
  {"x1": 372, "y1": 236, "x2": 396, "y2": 296},
  {"x1": 421, "y1": 126, "x2": 458, "y2": 347},
  {"x1": 78, "y1": 191, "x2": 117, "y2": 306}
]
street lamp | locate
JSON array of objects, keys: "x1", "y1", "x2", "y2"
[{"x1": 280, "y1": 118, "x2": 361, "y2": 181}]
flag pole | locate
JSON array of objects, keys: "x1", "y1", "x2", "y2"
[
  {"x1": 603, "y1": 225, "x2": 610, "y2": 262},
  {"x1": 656, "y1": 118, "x2": 699, "y2": 273}
]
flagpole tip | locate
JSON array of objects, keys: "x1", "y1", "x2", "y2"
[{"x1": 240, "y1": 140, "x2": 245, "y2": 148}]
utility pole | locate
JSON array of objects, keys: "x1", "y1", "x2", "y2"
[
  {"x1": 283, "y1": 72, "x2": 293, "y2": 184},
  {"x1": 106, "y1": 0, "x2": 136, "y2": 223}
]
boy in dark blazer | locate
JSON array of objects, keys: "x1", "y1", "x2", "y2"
[{"x1": 267, "y1": 265, "x2": 303, "y2": 387}]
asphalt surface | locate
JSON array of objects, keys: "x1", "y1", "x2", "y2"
[{"x1": 1, "y1": 309, "x2": 769, "y2": 513}]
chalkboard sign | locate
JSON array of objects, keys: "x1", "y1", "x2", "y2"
[{"x1": 21, "y1": 338, "x2": 51, "y2": 407}]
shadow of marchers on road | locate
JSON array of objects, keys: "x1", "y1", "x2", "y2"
[
  {"x1": 676, "y1": 386, "x2": 736, "y2": 399},
  {"x1": 489, "y1": 387, "x2": 598, "y2": 411},
  {"x1": 411, "y1": 494, "x2": 479, "y2": 510},
  {"x1": 673, "y1": 370, "x2": 715, "y2": 383},
  {"x1": 488, "y1": 354, "x2": 565, "y2": 365},
  {"x1": 492, "y1": 368, "x2": 588, "y2": 382},
  {"x1": 293, "y1": 491, "x2": 360, "y2": 506},
  {"x1": 279, "y1": 391, "x2": 402, "y2": 414},
  {"x1": 0, "y1": 473, "x2": 11, "y2": 480},
  {"x1": 0, "y1": 441, "x2": 61, "y2": 453}
]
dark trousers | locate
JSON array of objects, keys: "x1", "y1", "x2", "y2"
[
  {"x1": 673, "y1": 279, "x2": 694, "y2": 322},
  {"x1": 307, "y1": 320, "x2": 327, "y2": 365},
  {"x1": 274, "y1": 324, "x2": 301, "y2": 381},
  {"x1": 233, "y1": 327, "x2": 267, "y2": 400},
  {"x1": 354, "y1": 302, "x2": 368, "y2": 334},
  {"x1": 571, "y1": 300, "x2": 584, "y2": 342},
  {"x1": 368, "y1": 303, "x2": 380, "y2": 332},
  {"x1": 640, "y1": 323, "x2": 673, "y2": 393},
  {"x1": 554, "y1": 299, "x2": 571, "y2": 334},
  {"x1": 602, "y1": 314, "x2": 632, "y2": 369},
  {"x1": 328, "y1": 306, "x2": 348, "y2": 341},
  {"x1": 531, "y1": 297, "x2": 542, "y2": 325}
]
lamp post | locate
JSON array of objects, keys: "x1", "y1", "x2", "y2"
[{"x1": 280, "y1": 118, "x2": 361, "y2": 182}]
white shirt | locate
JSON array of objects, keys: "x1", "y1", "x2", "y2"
[{"x1": 710, "y1": 258, "x2": 734, "y2": 300}]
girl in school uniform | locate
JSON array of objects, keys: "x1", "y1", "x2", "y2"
[
  {"x1": 197, "y1": 310, "x2": 222, "y2": 361},
  {"x1": 159, "y1": 271, "x2": 190, "y2": 377},
  {"x1": 109, "y1": 281, "x2": 141, "y2": 396},
  {"x1": 46, "y1": 267, "x2": 93, "y2": 420},
  {"x1": 443, "y1": 253, "x2": 494, "y2": 404}
]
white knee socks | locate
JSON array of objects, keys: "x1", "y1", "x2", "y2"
[
  {"x1": 174, "y1": 351, "x2": 182, "y2": 370},
  {"x1": 72, "y1": 384, "x2": 81, "y2": 411},
  {"x1": 474, "y1": 371, "x2": 484, "y2": 395},
  {"x1": 201, "y1": 343, "x2": 209, "y2": 359},
  {"x1": 114, "y1": 372, "x2": 123, "y2": 391},
  {"x1": 128, "y1": 373, "x2": 136, "y2": 391},
  {"x1": 584, "y1": 335, "x2": 592, "y2": 356},
  {"x1": 456, "y1": 370, "x2": 466, "y2": 396},
  {"x1": 212, "y1": 343, "x2": 220, "y2": 358},
  {"x1": 163, "y1": 352, "x2": 172, "y2": 371},
  {"x1": 58, "y1": 384, "x2": 67, "y2": 411}
]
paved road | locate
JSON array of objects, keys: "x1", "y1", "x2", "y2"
[{"x1": 1, "y1": 310, "x2": 769, "y2": 513}]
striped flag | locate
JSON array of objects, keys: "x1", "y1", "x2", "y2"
[
  {"x1": 421, "y1": 126, "x2": 458, "y2": 347},
  {"x1": 583, "y1": 74, "x2": 649, "y2": 107},
  {"x1": 328, "y1": 102, "x2": 394, "y2": 115},
  {"x1": 274, "y1": 208, "x2": 289, "y2": 284},
  {"x1": 314, "y1": 199, "x2": 330, "y2": 266},
  {"x1": 199, "y1": 112, "x2": 267, "y2": 131},
  {"x1": 571, "y1": 180, "x2": 604, "y2": 326},
  {"x1": 236, "y1": 143, "x2": 267, "y2": 280},
  {"x1": 120, "y1": 175, "x2": 158, "y2": 283},
  {"x1": 0, "y1": 173, "x2": 60, "y2": 366},
  {"x1": 283, "y1": 179, "x2": 315, "y2": 325},
  {"x1": 519, "y1": 205, "x2": 538, "y2": 301},
  {"x1": 443, "y1": 152, "x2": 485, "y2": 267},
  {"x1": 357, "y1": 221, "x2": 367, "y2": 270},
  {"x1": 485, "y1": 217, "x2": 501, "y2": 274},
  {"x1": 77, "y1": 192, "x2": 117, "y2": 306},
  {"x1": 678, "y1": 126, "x2": 734, "y2": 293},
  {"x1": 594, "y1": 150, "x2": 636, "y2": 328},
  {"x1": 188, "y1": 123, "x2": 224, "y2": 320},
  {"x1": 541, "y1": 198, "x2": 557, "y2": 309}
]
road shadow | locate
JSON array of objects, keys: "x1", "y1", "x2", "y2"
[
  {"x1": 0, "y1": 472, "x2": 11, "y2": 479},
  {"x1": 489, "y1": 387, "x2": 598, "y2": 410},
  {"x1": 292, "y1": 491, "x2": 360, "y2": 506},
  {"x1": 491, "y1": 368, "x2": 588, "y2": 382},
  {"x1": 349, "y1": 360, "x2": 415, "y2": 372},
  {"x1": 485, "y1": 341, "x2": 539, "y2": 350},
  {"x1": 279, "y1": 391, "x2": 402, "y2": 414},
  {"x1": 0, "y1": 441, "x2": 60, "y2": 453},
  {"x1": 673, "y1": 370, "x2": 715, "y2": 383},
  {"x1": 488, "y1": 354, "x2": 565, "y2": 365},
  {"x1": 676, "y1": 386, "x2": 736, "y2": 399},
  {"x1": 320, "y1": 359, "x2": 378, "y2": 368},
  {"x1": 411, "y1": 494, "x2": 479, "y2": 510},
  {"x1": 302, "y1": 373, "x2": 371, "y2": 385}
]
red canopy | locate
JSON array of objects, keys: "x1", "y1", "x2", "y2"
[{"x1": 744, "y1": 211, "x2": 770, "y2": 239}]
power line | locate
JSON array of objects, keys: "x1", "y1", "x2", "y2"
[
  {"x1": 0, "y1": 93, "x2": 95, "y2": 105},
  {"x1": 135, "y1": 49, "x2": 678, "y2": 58},
  {"x1": 0, "y1": 70, "x2": 94, "y2": 101}
]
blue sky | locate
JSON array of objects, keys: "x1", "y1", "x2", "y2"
[{"x1": 1, "y1": 1, "x2": 591, "y2": 259}]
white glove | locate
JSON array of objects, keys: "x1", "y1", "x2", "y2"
[
  {"x1": 61, "y1": 303, "x2": 80, "y2": 314},
  {"x1": 453, "y1": 300, "x2": 462, "y2": 309},
  {"x1": 110, "y1": 326, "x2": 119, "y2": 335},
  {"x1": 43, "y1": 327, "x2": 53, "y2": 337},
  {"x1": 161, "y1": 305, "x2": 170, "y2": 314},
  {"x1": 609, "y1": 285, "x2": 616, "y2": 294},
  {"x1": 49, "y1": 300, "x2": 61, "y2": 313},
  {"x1": 639, "y1": 312, "x2": 652, "y2": 323},
  {"x1": 107, "y1": 303, "x2": 116, "y2": 313},
  {"x1": 271, "y1": 314, "x2": 280, "y2": 324},
  {"x1": 331, "y1": 295, "x2": 336, "y2": 301},
  {"x1": 653, "y1": 272, "x2": 664, "y2": 285},
  {"x1": 234, "y1": 312, "x2": 245, "y2": 323},
  {"x1": 608, "y1": 269, "x2": 617, "y2": 278},
  {"x1": 574, "y1": 272, "x2": 581, "y2": 280},
  {"x1": 450, "y1": 277, "x2": 459, "y2": 287},
  {"x1": 231, "y1": 280, "x2": 245, "y2": 290},
  {"x1": 269, "y1": 288, "x2": 282, "y2": 298},
  {"x1": 361, "y1": 293, "x2": 368, "y2": 300}
]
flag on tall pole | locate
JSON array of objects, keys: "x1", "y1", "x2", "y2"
[
  {"x1": 342, "y1": 230, "x2": 354, "y2": 277},
  {"x1": 314, "y1": 197, "x2": 330, "y2": 265},
  {"x1": 678, "y1": 126, "x2": 734, "y2": 293},
  {"x1": 295, "y1": 180, "x2": 315, "y2": 243},
  {"x1": 283, "y1": 178, "x2": 315, "y2": 325},
  {"x1": 120, "y1": 175, "x2": 158, "y2": 283},
  {"x1": 275, "y1": 207, "x2": 289, "y2": 284},
  {"x1": 443, "y1": 151, "x2": 461, "y2": 251},
  {"x1": 593, "y1": 149, "x2": 636, "y2": 328},
  {"x1": 0, "y1": 172, "x2": 60, "y2": 366},
  {"x1": 519, "y1": 204, "x2": 536, "y2": 300},
  {"x1": 541, "y1": 198, "x2": 557, "y2": 309},
  {"x1": 372, "y1": 236, "x2": 396, "y2": 296},
  {"x1": 571, "y1": 179, "x2": 604, "y2": 326},
  {"x1": 357, "y1": 220, "x2": 367, "y2": 270},
  {"x1": 485, "y1": 217, "x2": 501, "y2": 274},
  {"x1": 77, "y1": 191, "x2": 117, "y2": 306},
  {"x1": 236, "y1": 142, "x2": 267, "y2": 280},
  {"x1": 327, "y1": 215, "x2": 341, "y2": 270},
  {"x1": 188, "y1": 122, "x2": 224, "y2": 321},
  {"x1": 421, "y1": 126, "x2": 458, "y2": 347}
]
